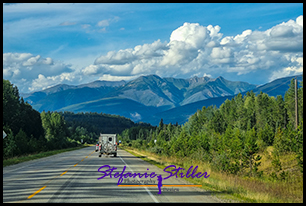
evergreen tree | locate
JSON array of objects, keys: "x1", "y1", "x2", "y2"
[
  {"x1": 284, "y1": 79, "x2": 296, "y2": 127},
  {"x1": 244, "y1": 92, "x2": 256, "y2": 130},
  {"x1": 159, "y1": 118, "x2": 164, "y2": 129},
  {"x1": 242, "y1": 128, "x2": 262, "y2": 177},
  {"x1": 274, "y1": 95, "x2": 286, "y2": 129},
  {"x1": 258, "y1": 123, "x2": 274, "y2": 146},
  {"x1": 208, "y1": 109, "x2": 225, "y2": 134},
  {"x1": 234, "y1": 93, "x2": 246, "y2": 130},
  {"x1": 3, "y1": 80, "x2": 21, "y2": 136},
  {"x1": 3, "y1": 79, "x2": 46, "y2": 159}
]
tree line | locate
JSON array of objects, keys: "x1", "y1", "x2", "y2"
[
  {"x1": 120, "y1": 78, "x2": 303, "y2": 178},
  {"x1": 3, "y1": 79, "x2": 146, "y2": 160},
  {"x1": 58, "y1": 111, "x2": 149, "y2": 135}
]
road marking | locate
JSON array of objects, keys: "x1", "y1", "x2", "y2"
[
  {"x1": 119, "y1": 154, "x2": 159, "y2": 203},
  {"x1": 60, "y1": 171, "x2": 68, "y2": 176},
  {"x1": 21, "y1": 150, "x2": 91, "y2": 202},
  {"x1": 27, "y1": 186, "x2": 47, "y2": 199}
]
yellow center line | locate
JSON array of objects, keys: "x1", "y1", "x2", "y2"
[
  {"x1": 60, "y1": 170, "x2": 68, "y2": 176},
  {"x1": 25, "y1": 153, "x2": 91, "y2": 201},
  {"x1": 27, "y1": 186, "x2": 47, "y2": 199}
]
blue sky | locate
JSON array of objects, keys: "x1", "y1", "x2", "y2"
[{"x1": 3, "y1": 3, "x2": 303, "y2": 93}]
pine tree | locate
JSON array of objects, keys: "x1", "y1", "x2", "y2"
[
  {"x1": 258, "y1": 123, "x2": 274, "y2": 146},
  {"x1": 159, "y1": 118, "x2": 164, "y2": 129},
  {"x1": 228, "y1": 128, "x2": 243, "y2": 174},
  {"x1": 284, "y1": 79, "x2": 296, "y2": 127},
  {"x1": 234, "y1": 93, "x2": 246, "y2": 130},
  {"x1": 242, "y1": 127, "x2": 262, "y2": 177},
  {"x1": 274, "y1": 95, "x2": 286, "y2": 129},
  {"x1": 244, "y1": 92, "x2": 256, "y2": 130}
]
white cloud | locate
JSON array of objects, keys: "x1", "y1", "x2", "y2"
[
  {"x1": 97, "y1": 16, "x2": 119, "y2": 27},
  {"x1": 269, "y1": 56, "x2": 303, "y2": 81},
  {"x1": 98, "y1": 74, "x2": 137, "y2": 82},
  {"x1": 88, "y1": 16, "x2": 302, "y2": 84},
  {"x1": 3, "y1": 52, "x2": 81, "y2": 92},
  {"x1": 203, "y1": 73, "x2": 212, "y2": 78},
  {"x1": 3, "y1": 53, "x2": 70, "y2": 80},
  {"x1": 81, "y1": 24, "x2": 91, "y2": 29},
  {"x1": 95, "y1": 49, "x2": 136, "y2": 65},
  {"x1": 97, "y1": 20, "x2": 109, "y2": 27},
  {"x1": 130, "y1": 112, "x2": 141, "y2": 121},
  {"x1": 260, "y1": 16, "x2": 303, "y2": 52},
  {"x1": 29, "y1": 72, "x2": 79, "y2": 92},
  {"x1": 211, "y1": 47, "x2": 232, "y2": 60},
  {"x1": 296, "y1": 15, "x2": 303, "y2": 27},
  {"x1": 82, "y1": 64, "x2": 104, "y2": 76},
  {"x1": 94, "y1": 39, "x2": 166, "y2": 65},
  {"x1": 169, "y1": 22, "x2": 210, "y2": 48},
  {"x1": 4, "y1": 15, "x2": 303, "y2": 93}
]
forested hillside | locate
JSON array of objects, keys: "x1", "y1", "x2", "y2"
[
  {"x1": 3, "y1": 78, "x2": 95, "y2": 159},
  {"x1": 59, "y1": 111, "x2": 151, "y2": 135},
  {"x1": 120, "y1": 78, "x2": 303, "y2": 178},
  {"x1": 3, "y1": 79, "x2": 142, "y2": 160}
]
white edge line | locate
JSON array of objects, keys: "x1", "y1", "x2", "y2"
[{"x1": 118, "y1": 154, "x2": 159, "y2": 203}]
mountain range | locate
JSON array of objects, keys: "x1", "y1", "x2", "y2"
[{"x1": 21, "y1": 74, "x2": 303, "y2": 125}]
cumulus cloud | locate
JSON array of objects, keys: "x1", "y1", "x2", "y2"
[
  {"x1": 86, "y1": 15, "x2": 302, "y2": 83},
  {"x1": 3, "y1": 52, "x2": 80, "y2": 92},
  {"x1": 269, "y1": 56, "x2": 303, "y2": 81},
  {"x1": 4, "y1": 15, "x2": 303, "y2": 93},
  {"x1": 82, "y1": 39, "x2": 167, "y2": 77},
  {"x1": 130, "y1": 112, "x2": 141, "y2": 122},
  {"x1": 94, "y1": 49, "x2": 136, "y2": 65},
  {"x1": 94, "y1": 39, "x2": 166, "y2": 65},
  {"x1": 98, "y1": 74, "x2": 137, "y2": 81}
]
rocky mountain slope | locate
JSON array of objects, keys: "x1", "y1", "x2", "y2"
[{"x1": 21, "y1": 74, "x2": 302, "y2": 125}]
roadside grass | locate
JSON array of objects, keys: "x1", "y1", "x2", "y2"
[
  {"x1": 120, "y1": 145, "x2": 303, "y2": 203},
  {"x1": 3, "y1": 144, "x2": 92, "y2": 167}
]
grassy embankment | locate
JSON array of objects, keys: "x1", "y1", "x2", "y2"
[
  {"x1": 119, "y1": 145, "x2": 303, "y2": 203},
  {"x1": 3, "y1": 143, "x2": 94, "y2": 167}
]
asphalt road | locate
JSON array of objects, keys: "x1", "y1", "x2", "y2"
[{"x1": 3, "y1": 146, "x2": 222, "y2": 203}]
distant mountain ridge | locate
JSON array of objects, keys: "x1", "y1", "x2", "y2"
[
  {"x1": 145, "y1": 74, "x2": 303, "y2": 125},
  {"x1": 22, "y1": 80, "x2": 126, "y2": 98},
  {"x1": 21, "y1": 74, "x2": 302, "y2": 125},
  {"x1": 22, "y1": 75, "x2": 256, "y2": 110}
]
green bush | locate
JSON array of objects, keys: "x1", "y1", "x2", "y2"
[{"x1": 149, "y1": 146, "x2": 164, "y2": 155}]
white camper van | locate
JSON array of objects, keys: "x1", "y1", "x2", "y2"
[{"x1": 98, "y1": 134, "x2": 117, "y2": 157}]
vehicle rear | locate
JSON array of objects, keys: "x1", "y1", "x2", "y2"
[{"x1": 98, "y1": 134, "x2": 117, "y2": 157}]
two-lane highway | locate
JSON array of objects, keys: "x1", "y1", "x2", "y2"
[{"x1": 3, "y1": 146, "x2": 221, "y2": 203}]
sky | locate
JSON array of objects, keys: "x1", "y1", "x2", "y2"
[{"x1": 3, "y1": 3, "x2": 303, "y2": 93}]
